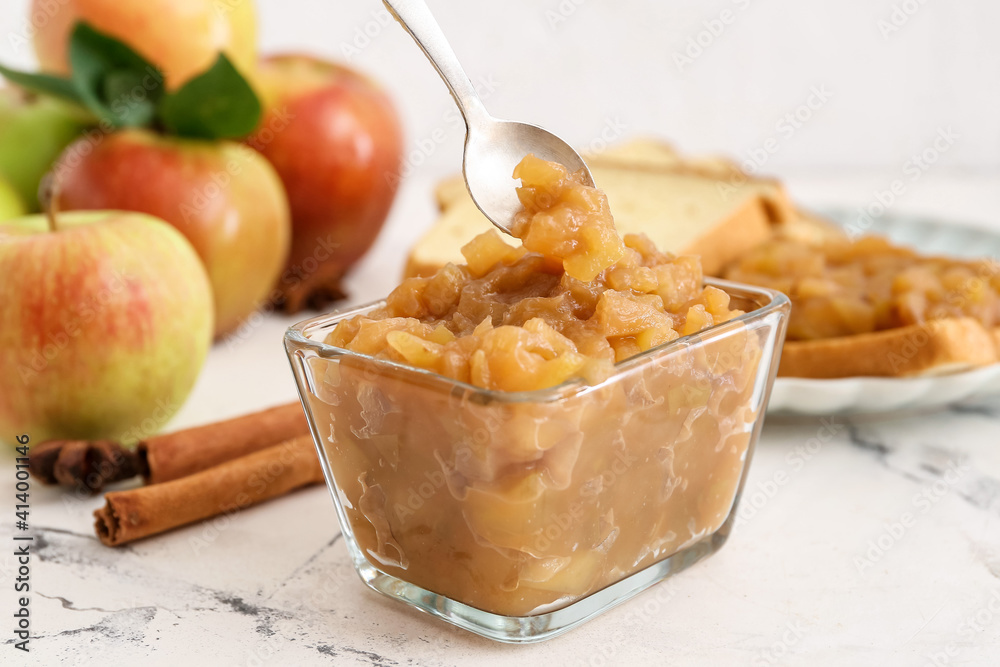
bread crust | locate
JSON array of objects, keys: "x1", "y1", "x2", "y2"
[
  {"x1": 686, "y1": 195, "x2": 772, "y2": 275},
  {"x1": 779, "y1": 318, "x2": 1000, "y2": 378}
]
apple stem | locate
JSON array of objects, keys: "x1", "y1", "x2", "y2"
[{"x1": 38, "y1": 172, "x2": 61, "y2": 232}]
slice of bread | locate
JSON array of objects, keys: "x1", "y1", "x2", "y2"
[
  {"x1": 585, "y1": 137, "x2": 684, "y2": 170},
  {"x1": 778, "y1": 318, "x2": 1000, "y2": 378},
  {"x1": 432, "y1": 173, "x2": 472, "y2": 211},
  {"x1": 586, "y1": 137, "x2": 748, "y2": 180},
  {"x1": 412, "y1": 166, "x2": 780, "y2": 278},
  {"x1": 430, "y1": 138, "x2": 692, "y2": 208},
  {"x1": 432, "y1": 138, "x2": 792, "y2": 216},
  {"x1": 412, "y1": 141, "x2": 795, "y2": 279}
]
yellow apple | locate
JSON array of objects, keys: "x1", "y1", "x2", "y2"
[
  {"x1": 0, "y1": 210, "x2": 213, "y2": 445},
  {"x1": 30, "y1": 0, "x2": 258, "y2": 90}
]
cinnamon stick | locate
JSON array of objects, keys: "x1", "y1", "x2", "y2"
[
  {"x1": 30, "y1": 402, "x2": 309, "y2": 492},
  {"x1": 93, "y1": 435, "x2": 324, "y2": 547},
  {"x1": 142, "y1": 402, "x2": 309, "y2": 484}
]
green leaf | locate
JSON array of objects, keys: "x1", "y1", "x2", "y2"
[
  {"x1": 3, "y1": 21, "x2": 261, "y2": 141},
  {"x1": 67, "y1": 21, "x2": 165, "y2": 128},
  {"x1": 0, "y1": 65, "x2": 83, "y2": 105},
  {"x1": 101, "y1": 70, "x2": 158, "y2": 126},
  {"x1": 158, "y1": 54, "x2": 261, "y2": 140}
]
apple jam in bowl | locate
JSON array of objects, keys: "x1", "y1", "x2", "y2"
[{"x1": 284, "y1": 156, "x2": 790, "y2": 642}]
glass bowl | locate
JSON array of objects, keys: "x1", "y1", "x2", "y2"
[{"x1": 284, "y1": 278, "x2": 789, "y2": 643}]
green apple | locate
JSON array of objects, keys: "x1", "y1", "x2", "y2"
[
  {"x1": 0, "y1": 87, "x2": 89, "y2": 211},
  {"x1": 0, "y1": 210, "x2": 214, "y2": 446},
  {"x1": 0, "y1": 176, "x2": 25, "y2": 221}
]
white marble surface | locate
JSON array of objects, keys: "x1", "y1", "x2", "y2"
[{"x1": 2, "y1": 171, "x2": 1000, "y2": 666}]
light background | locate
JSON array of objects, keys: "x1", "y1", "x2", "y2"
[
  {"x1": 2, "y1": 5, "x2": 999, "y2": 665},
  {"x1": 2, "y1": 0, "x2": 999, "y2": 176}
]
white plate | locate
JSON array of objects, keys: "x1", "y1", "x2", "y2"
[{"x1": 767, "y1": 210, "x2": 1000, "y2": 416}]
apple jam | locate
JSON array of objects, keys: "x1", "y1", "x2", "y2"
[
  {"x1": 311, "y1": 156, "x2": 767, "y2": 616},
  {"x1": 328, "y1": 155, "x2": 745, "y2": 388},
  {"x1": 724, "y1": 235, "x2": 1000, "y2": 341}
]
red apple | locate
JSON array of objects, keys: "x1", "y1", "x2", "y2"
[
  {"x1": 248, "y1": 54, "x2": 403, "y2": 312},
  {"x1": 54, "y1": 129, "x2": 292, "y2": 337},
  {"x1": 0, "y1": 210, "x2": 213, "y2": 446}
]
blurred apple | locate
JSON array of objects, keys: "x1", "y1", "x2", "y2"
[
  {"x1": 249, "y1": 54, "x2": 403, "y2": 312},
  {"x1": 0, "y1": 87, "x2": 88, "y2": 211},
  {"x1": 0, "y1": 177, "x2": 26, "y2": 221},
  {"x1": 0, "y1": 210, "x2": 213, "y2": 446},
  {"x1": 30, "y1": 0, "x2": 258, "y2": 90},
  {"x1": 53, "y1": 129, "x2": 291, "y2": 337}
]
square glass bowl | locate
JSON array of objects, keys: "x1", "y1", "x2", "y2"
[{"x1": 284, "y1": 279, "x2": 789, "y2": 643}]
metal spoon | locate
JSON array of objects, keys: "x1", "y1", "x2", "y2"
[{"x1": 382, "y1": 0, "x2": 595, "y2": 236}]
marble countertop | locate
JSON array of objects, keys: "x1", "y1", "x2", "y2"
[{"x1": 3, "y1": 171, "x2": 1000, "y2": 666}]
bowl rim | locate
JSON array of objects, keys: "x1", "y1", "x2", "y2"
[{"x1": 284, "y1": 277, "x2": 789, "y2": 404}]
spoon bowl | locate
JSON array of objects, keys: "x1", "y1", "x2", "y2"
[
  {"x1": 384, "y1": 0, "x2": 593, "y2": 235},
  {"x1": 464, "y1": 119, "x2": 594, "y2": 232}
]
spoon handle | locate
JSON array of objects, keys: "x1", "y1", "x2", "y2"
[{"x1": 382, "y1": 0, "x2": 490, "y2": 128}]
